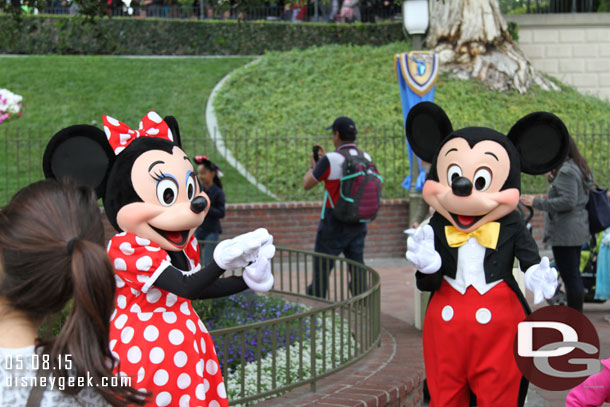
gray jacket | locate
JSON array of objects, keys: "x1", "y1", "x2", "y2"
[{"x1": 533, "y1": 159, "x2": 592, "y2": 247}]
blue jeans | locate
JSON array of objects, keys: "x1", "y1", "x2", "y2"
[
  {"x1": 195, "y1": 228, "x2": 219, "y2": 267},
  {"x1": 307, "y1": 208, "x2": 367, "y2": 299}
]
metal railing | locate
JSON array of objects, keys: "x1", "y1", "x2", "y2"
[
  {"x1": 519, "y1": 0, "x2": 600, "y2": 13},
  {"x1": 208, "y1": 246, "x2": 381, "y2": 405},
  {"x1": 1, "y1": 122, "x2": 610, "y2": 205}
]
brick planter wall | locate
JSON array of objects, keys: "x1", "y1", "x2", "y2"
[{"x1": 102, "y1": 197, "x2": 549, "y2": 258}]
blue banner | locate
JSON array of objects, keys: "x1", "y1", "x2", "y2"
[{"x1": 395, "y1": 51, "x2": 439, "y2": 191}]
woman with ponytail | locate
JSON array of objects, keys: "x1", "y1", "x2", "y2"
[
  {"x1": 194, "y1": 155, "x2": 226, "y2": 266},
  {"x1": 0, "y1": 180, "x2": 146, "y2": 406}
]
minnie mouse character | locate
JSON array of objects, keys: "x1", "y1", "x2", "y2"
[
  {"x1": 43, "y1": 111, "x2": 275, "y2": 407},
  {"x1": 405, "y1": 102, "x2": 568, "y2": 407}
]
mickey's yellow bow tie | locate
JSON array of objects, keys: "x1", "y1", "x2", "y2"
[{"x1": 445, "y1": 222, "x2": 500, "y2": 250}]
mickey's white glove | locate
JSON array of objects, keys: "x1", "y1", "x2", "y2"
[
  {"x1": 243, "y1": 236, "x2": 275, "y2": 292},
  {"x1": 213, "y1": 228, "x2": 272, "y2": 271},
  {"x1": 524, "y1": 256, "x2": 558, "y2": 305},
  {"x1": 406, "y1": 225, "x2": 441, "y2": 274}
]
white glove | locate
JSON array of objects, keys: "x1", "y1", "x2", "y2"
[
  {"x1": 406, "y1": 225, "x2": 441, "y2": 274},
  {"x1": 524, "y1": 256, "x2": 558, "y2": 305},
  {"x1": 213, "y1": 228, "x2": 272, "y2": 270},
  {"x1": 243, "y1": 236, "x2": 275, "y2": 292}
]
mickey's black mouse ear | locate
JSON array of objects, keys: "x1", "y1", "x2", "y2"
[
  {"x1": 507, "y1": 112, "x2": 569, "y2": 175},
  {"x1": 164, "y1": 115, "x2": 182, "y2": 148},
  {"x1": 405, "y1": 102, "x2": 454, "y2": 163},
  {"x1": 43, "y1": 125, "x2": 114, "y2": 199}
]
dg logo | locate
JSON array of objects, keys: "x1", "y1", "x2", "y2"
[{"x1": 513, "y1": 305, "x2": 601, "y2": 391}]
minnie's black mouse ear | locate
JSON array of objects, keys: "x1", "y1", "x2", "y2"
[
  {"x1": 43, "y1": 125, "x2": 114, "y2": 199},
  {"x1": 164, "y1": 115, "x2": 182, "y2": 148},
  {"x1": 507, "y1": 112, "x2": 570, "y2": 175}
]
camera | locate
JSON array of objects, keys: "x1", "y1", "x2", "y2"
[{"x1": 313, "y1": 145, "x2": 321, "y2": 162}]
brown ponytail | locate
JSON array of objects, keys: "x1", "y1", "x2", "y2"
[{"x1": 0, "y1": 180, "x2": 146, "y2": 406}]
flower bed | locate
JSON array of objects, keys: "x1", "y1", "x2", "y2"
[{"x1": 0, "y1": 89, "x2": 22, "y2": 124}]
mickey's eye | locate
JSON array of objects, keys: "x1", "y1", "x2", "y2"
[
  {"x1": 447, "y1": 165, "x2": 462, "y2": 185},
  {"x1": 474, "y1": 168, "x2": 492, "y2": 192},
  {"x1": 156, "y1": 178, "x2": 178, "y2": 206},
  {"x1": 186, "y1": 173, "x2": 196, "y2": 201}
]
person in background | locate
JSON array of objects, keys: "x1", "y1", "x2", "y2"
[
  {"x1": 0, "y1": 180, "x2": 145, "y2": 406},
  {"x1": 194, "y1": 155, "x2": 226, "y2": 266},
  {"x1": 566, "y1": 358, "x2": 610, "y2": 406},
  {"x1": 520, "y1": 135, "x2": 593, "y2": 312}
]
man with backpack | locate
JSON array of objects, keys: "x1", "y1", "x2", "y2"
[{"x1": 303, "y1": 116, "x2": 382, "y2": 299}]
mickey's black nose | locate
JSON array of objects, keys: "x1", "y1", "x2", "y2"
[
  {"x1": 452, "y1": 176, "x2": 473, "y2": 197},
  {"x1": 191, "y1": 196, "x2": 208, "y2": 214}
]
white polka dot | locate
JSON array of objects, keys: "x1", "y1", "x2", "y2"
[
  {"x1": 144, "y1": 325, "x2": 159, "y2": 342},
  {"x1": 191, "y1": 238, "x2": 199, "y2": 251},
  {"x1": 136, "y1": 274, "x2": 148, "y2": 283},
  {"x1": 174, "y1": 351, "x2": 188, "y2": 368},
  {"x1": 110, "y1": 309, "x2": 117, "y2": 322},
  {"x1": 193, "y1": 339, "x2": 199, "y2": 353},
  {"x1": 146, "y1": 288, "x2": 162, "y2": 303},
  {"x1": 198, "y1": 320, "x2": 208, "y2": 333},
  {"x1": 114, "y1": 314, "x2": 128, "y2": 329},
  {"x1": 148, "y1": 111, "x2": 163, "y2": 123},
  {"x1": 179, "y1": 395, "x2": 190, "y2": 407},
  {"x1": 106, "y1": 116, "x2": 120, "y2": 126},
  {"x1": 203, "y1": 378, "x2": 210, "y2": 393},
  {"x1": 130, "y1": 287, "x2": 139, "y2": 295},
  {"x1": 117, "y1": 295, "x2": 127, "y2": 309},
  {"x1": 135, "y1": 236, "x2": 150, "y2": 246},
  {"x1": 137, "y1": 366, "x2": 145, "y2": 383},
  {"x1": 145, "y1": 246, "x2": 161, "y2": 252},
  {"x1": 217, "y1": 382, "x2": 227, "y2": 398},
  {"x1": 167, "y1": 128, "x2": 174, "y2": 141},
  {"x1": 154, "y1": 307, "x2": 167, "y2": 313},
  {"x1": 153, "y1": 369, "x2": 169, "y2": 386},
  {"x1": 166, "y1": 293, "x2": 178, "y2": 307},
  {"x1": 180, "y1": 302, "x2": 191, "y2": 315},
  {"x1": 119, "y1": 133, "x2": 131, "y2": 145},
  {"x1": 104, "y1": 126, "x2": 111, "y2": 140},
  {"x1": 114, "y1": 258, "x2": 127, "y2": 271},
  {"x1": 121, "y1": 327, "x2": 135, "y2": 344},
  {"x1": 115, "y1": 275, "x2": 125, "y2": 288},
  {"x1": 476, "y1": 308, "x2": 492, "y2": 325},
  {"x1": 111, "y1": 350, "x2": 120, "y2": 363},
  {"x1": 177, "y1": 373, "x2": 191, "y2": 390},
  {"x1": 146, "y1": 127, "x2": 160, "y2": 135},
  {"x1": 136, "y1": 256, "x2": 153, "y2": 272},
  {"x1": 200, "y1": 338, "x2": 206, "y2": 354},
  {"x1": 169, "y1": 329, "x2": 184, "y2": 345},
  {"x1": 206, "y1": 359, "x2": 218, "y2": 375},
  {"x1": 186, "y1": 319, "x2": 197, "y2": 334},
  {"x1": 209, "y1": 401, "x2": 220, "y2": 407},
  {"x1": 119, "y1": 242, "x2": 134, "y2": 255},
  {"x1": 114, "y1": 146, "x2": 125, "y2": 155},
  {"x1": 196, "y1": 383, "x2": 205, "y2": 400},
  {"x1": 117, "y1": 232, "x2": 126, "y2": 237},
  {"x1": 149, "y1": 347, "x2": 165, "y2": 364},
  {"x1": 138, "y1": 312, "x2": 153, "y2": 322},
  {"x1": 441, "y1": 305, "x2": 454, "y2": 322},
  {"x1": 156, "y1": 391, "x2": 171, "y2": 407},
  {"x1": 130, "y1": 303, "x2": 141, "y2": 313},
  {"x1": 163, "y1": 312, "x2": 177, "y2": 324},
  {"x1": 196, "y1": 360, "x2": 204, "y2": 377},
  {"x1": 109, "y1": 339, "x2": 117, "y2": 351},
  {"x1": 127, "y1": 346, "x2": 141, "y2": 363}
]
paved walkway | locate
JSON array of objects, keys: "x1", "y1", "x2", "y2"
[{"x1": 255, "y1": 256, "x2": 610, "y2": 406}]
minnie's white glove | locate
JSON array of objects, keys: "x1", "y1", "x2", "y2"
[
  {"x1": 406, "y1": 225, "x2": 442, "y2": 274},
  {"x1": 524, "y1": 256, "x2": 558, "y2": 304},
  {"x1": 243, "y1": 236, "x2": 275, "y2": 292},
  {"x1": 213, "y1": 228, "x2": 272, "y2": 271}
]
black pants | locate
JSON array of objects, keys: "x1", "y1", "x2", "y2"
[{"x1": 552, "y1": 245, "x2": 585, "y2": 312}]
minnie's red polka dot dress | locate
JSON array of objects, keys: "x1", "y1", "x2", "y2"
[{"x1": 107, "y1": 232, "x2": 229, "y2": 407}]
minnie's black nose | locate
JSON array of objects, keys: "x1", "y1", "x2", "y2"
[
  {"x1": 452, "y1": 176, "x2": 473, "y2": 197},
  {"x1": 191, "y1": 196, "x2": 208, "y2": 214}
]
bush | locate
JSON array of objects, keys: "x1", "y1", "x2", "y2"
[{"x1": 0, "y1": 15, "x2": 405, "y2": 55}]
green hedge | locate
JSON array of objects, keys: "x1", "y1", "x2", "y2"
[{"x1": 0, "y1": 15, "x2": 404, "y2": 55}]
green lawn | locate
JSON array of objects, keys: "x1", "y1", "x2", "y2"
[{"x1": 0, "y1": 55, "x2": 274, "y2": 205}]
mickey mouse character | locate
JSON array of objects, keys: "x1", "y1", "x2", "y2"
[
  {"x1": 405, "y1": 102, "x2": 568, "y2": 407},
  {"x1": 43, "y1": 111, "x2": 275, "y2": 407}
]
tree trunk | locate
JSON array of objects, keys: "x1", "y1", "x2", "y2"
[{"x1": 425, "y1": 0, "x2": 560, "y2": 93}]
